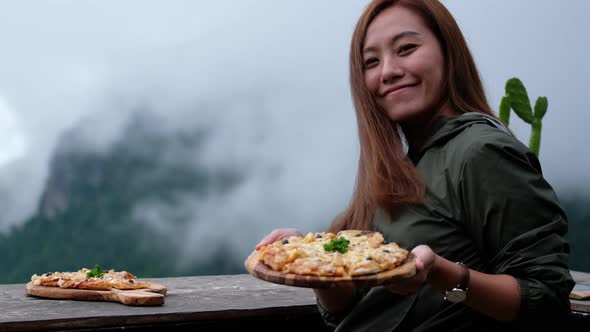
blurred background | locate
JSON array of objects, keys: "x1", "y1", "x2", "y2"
[{"x1": 0, "y1": 0, "x2": 588, "y2": 283}]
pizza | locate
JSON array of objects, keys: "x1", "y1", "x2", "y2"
[
  {"x1": 31, "y1": 264, "x2": 151, "y2": 291},
  {"x1": 253, "y1": 230, "x2": 409, "y2": 278}
]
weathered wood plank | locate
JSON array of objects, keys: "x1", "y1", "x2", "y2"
[
  {"x1": 0, "y1": 274, "x2": 321, "y2": 331},
  {"x1": 571, "y1": 299, "x2": 590, "y2": 313},
  {"x1": 571, "y1": 271, "x2": 590, "y2": 313},
  {"x1": 572, "y1": 271, "x2": 590, "y2": 285},
  {"x1": 1, "y1": 271, "x2": 589, "y2": 331}
]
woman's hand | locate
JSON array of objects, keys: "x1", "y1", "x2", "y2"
[
  {"x1": 255, "y1": 228, "x2": 303, "y2": 249},
  {"x1": 384, "y1": 244, "x2": 437, "y2": 295}
]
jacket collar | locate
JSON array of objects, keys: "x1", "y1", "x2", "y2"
[{"x1": 412, "y1": 112, "x2": 506, "y2": 160}]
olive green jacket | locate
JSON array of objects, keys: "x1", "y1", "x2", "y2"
[{"x1": 319, "y1": 113, "x2": 574, "y2": 331}]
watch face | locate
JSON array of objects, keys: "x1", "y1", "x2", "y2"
[{"x1": 445, "y1": 289, "x2": 467, "y2": 303}]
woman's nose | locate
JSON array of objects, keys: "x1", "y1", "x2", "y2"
[{"x1": 380, "y1": 57, "x2": 404, "y2": 84}]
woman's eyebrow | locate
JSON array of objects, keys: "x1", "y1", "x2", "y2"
[{"x1": 363, "y1": 30, "x2": 421, "y2": 54}]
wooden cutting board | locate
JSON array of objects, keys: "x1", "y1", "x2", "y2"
[
  {"x1": 26, "y1": 282, "x2": 167, "y2": 306},
  {"x1": 245, "y1": 250, "x2": 416, "y2": 288}
]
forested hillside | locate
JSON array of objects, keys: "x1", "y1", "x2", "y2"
[
  {"x1": 0, "y1": 112, "x2": 245, "y2": 283},
  {"x1": 0, "y1": 112, "x2": 588, "y2": 284},
  {"x1": 562, "y1": 194, "x2": 590, "y2": 272}
]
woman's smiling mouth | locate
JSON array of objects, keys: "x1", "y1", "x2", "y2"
[{"x1": 381, "y1": 83, "x2": 417, "y2": 97}]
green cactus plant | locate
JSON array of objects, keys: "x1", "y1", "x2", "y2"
[
  {"x1": 499, "y1": 77, "x2": 548, "y2": 156},
  {"x1": 499, "y1": 96, "x2": 511, "y2": 126}
]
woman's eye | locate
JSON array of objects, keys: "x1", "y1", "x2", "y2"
[
  {"x1": 398, "y1": 44, "x2": 417, "y2": 54},
  {"x1": 363, "y1": 58, "x2": 379, "y2": 69}
]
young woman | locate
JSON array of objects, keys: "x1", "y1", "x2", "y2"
[{"x1": 256, "y1": 0, "x2": 574, "y2": 330}]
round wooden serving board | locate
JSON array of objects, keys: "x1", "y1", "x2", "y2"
[
  {"x1": 244, "y1": 250, "x2": 416, "y2": 288},
  {"x1": 26, "y1": 282, "x2": 167, "y2": 306}
]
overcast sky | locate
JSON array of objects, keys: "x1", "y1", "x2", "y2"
[{"x1": 0, "y1": 1, "x2": 588, "y2": 262}]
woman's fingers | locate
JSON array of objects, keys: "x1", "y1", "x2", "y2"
[
  {"x1": 255, "y1": 231, "x2": 279, "y2": 249},
  {"x1": 256, "y1": 230, "x2": 278, "y2": 248},
  {"x1": 411, "y1": 245, "x2": 436, "y2": 273},
  {"x1": 255, "y1": 228, "x2": 302, "y2": 249},
  {"x1": 385, "y1": 245, "x2": 436, "y2": 295}
]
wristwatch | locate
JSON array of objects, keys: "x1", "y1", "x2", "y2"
[{"x1": 444, "y1": 262, "x2": 470, "y2": 303}]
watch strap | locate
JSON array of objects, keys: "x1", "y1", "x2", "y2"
[{"x1": 455, "y1": 262, "x2": 470, "y2": 290}]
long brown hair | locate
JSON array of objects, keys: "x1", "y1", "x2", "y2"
[{"x1": 330, "y1": 0, "x2": 495, "y2": 232}]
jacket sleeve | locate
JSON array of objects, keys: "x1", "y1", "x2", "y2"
[{"x1": 456, "y1": 130, "x2": 575, "y2": 323}]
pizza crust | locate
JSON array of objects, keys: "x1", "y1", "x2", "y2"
[
  {"x1": 251, "y1": 230, "x2": 412, "y2": 283},
  {"x1": 31, "y1": 268, "x2": 151, "y2": 291},
  {"x1": 245, "y1": 248, "x2": 416, "y2": 288}
]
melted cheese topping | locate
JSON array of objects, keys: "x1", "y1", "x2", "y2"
[
  {"x1": 258, "y1": 231, "x2": 408, "y2": 277},
  {"x1": 30, "y1": 268, "x2": 150, "y2": 290}
]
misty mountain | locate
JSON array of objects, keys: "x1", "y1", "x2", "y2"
[
  {"x1": 0, "y1": 110, "x2": 589, "y2": 284},
  {"x1": 560, "y1": 194, "x2": 590, "y2": 272},
  {"x1": 0, "y1": 111, "x2": 247, "y2": 283}
]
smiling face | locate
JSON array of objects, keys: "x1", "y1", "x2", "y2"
[{"x1": 363, "y1": 5, "x2": 450, "y2": 125}]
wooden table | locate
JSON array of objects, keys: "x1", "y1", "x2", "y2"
[
  {"x1": 571, "y1": 271, "x2": 590, "y2": 314},
  {"x1": 0, "y1": 275, "x2": 328, "y2": 332},
  {"x1": 1, "y1": 272, "x2": 589, "y2": 331}
]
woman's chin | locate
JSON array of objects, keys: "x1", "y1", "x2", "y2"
[{"x1": 385, "y1": 108, "x2": 423, "y2": 123}]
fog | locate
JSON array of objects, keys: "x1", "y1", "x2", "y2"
[{"x1": 0, "y1": 0, "x2": 588, "y2": 264}]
